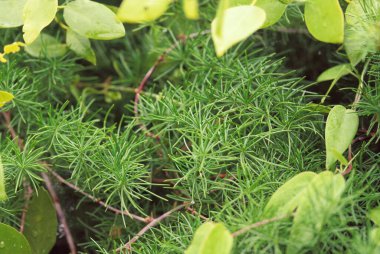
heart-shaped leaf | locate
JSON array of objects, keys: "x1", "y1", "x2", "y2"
[
  {"x1": 66, "y1": 29, "x2": 96, "y2": 64},
  {"x1": 64, "y1": 0, "x2": 125, "y2": 40},
  {"x1": 0, "y1": 223, "x2": 32, "y2": 254},
  {"x1": 211, "y1": 5, "x2": 266, "y2": 57},
  {"x1": 0, "y1": 0, "x2": 27, "y2": 28},
  {"x1": 255, "y1": 0, "x2": 287, "y2": 28},
  {"x1": 185, "y1": 222, "x2": 233, "y2": 254},
  {"x1": 304, "y1": 0, "x2": 344, "y2": 43},
  {"x1": 117, "y1": 0, "x2": 172, "y2": 23},
  {"x1": 317, "y1": 64, "x2": 352, "y2": 82},
  {"x1": 24, "y1": 188, "x2": 58, "y2": 254},
  {"x1": 325, "y1": 105, "x2": 359, "y2": 169},
  {"x1": 22, "y1": 0, "x2": 58, "y2": 44},
  {"x1": 25, "y1": 33, "x2": 67, "y2": 58}
]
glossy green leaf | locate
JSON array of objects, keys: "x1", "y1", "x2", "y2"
[
  {"x1": 304, "y1": 0, "x2": 344, "y2": 43},
  {"x1": 317, "y1": 64, "x2": 352, "y2": 82},
  {"x1": 25, "y1": 33, "x2": 67, "y2": 58},
  {"x1": 183, "y1": 0, "x2": 199, "y2": 20},
  {"x1": 64, "y1": 0, "x2": 125, "y2": 40},
  {"x1": 369, "y1": 207, "x2": 380, "y2": 226},
  {"x1": 0, "y1": 0, "x2": 27, "y2": 28},
  {"x1": 66, "y1": 29, "x2": 96, "y2": 64},
  {"x1": 211, "y1": 5, "x2": 266, "y2": 57},
  {"x1": 255, "y1": 0, "x2": 287, "y2": 28},
  {"x1": 117, "y1": 0, "x2": 172, "y2": 23},
  {"x1": 22, "y1": 0, "x2": 58, "y2": 44},
  {"x1": 325, "y1": 105, "x2": 359, "y2": 169},
  {"x1": 0, "y1": 91, "x2": 14, "y2": 108},
  {"x1": 185, "y1": 222, "x2": 233, "y2": 254},
  {"x1": 287, "y1": 171, "x2": 345, "y2": 253},
  {"x1": 0, "y1": 156, "x2": 7, "y2": 201},
  {"x1": 0, "y1": 223, "x2": 32, "y2": 254},
  {"x1": 24, "y1": 188, "x2": 57, "y2": 254}
]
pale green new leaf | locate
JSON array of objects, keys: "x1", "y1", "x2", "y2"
[
  {"x1": 211, "y1": 5, "x2": 266, "y2": 57},
  {"x1": 263, "y1": 172, "x2": 317, "y2": 218},
  {"x1": 24, "y1": 188, "x2": 58, "y2": 254},
  {"x1": 255, "y1": 0, "x2": 287, "y2": 28},
  {"x1": 371, "y1": 228, "x2": 380, "y2": 245},
  {"x1": 325, "y1": 105, "x2": 359, "y2": 169},
  {"x1": 22, "y1": 0, "x2": 58, "y2": 44},
  {"x1": 117, "y1": 0, "x2": 172, "y2": 23},
  {"x1": 287, "y1": 171, "x2": 346, "y2": 253},
  {"x1": 369, "y1": 207, "x2": 380, "y2": 226},
  {"x1": 0, "y1": 0, "x2": 27, "y2": 28},
  {"x1": 0, "y1": 156, "x2": 7, "y2": 201},
  {"x1": 183, "y1": 0, "x2": 199, "y2": 20},
  {"x1": 304, "y1": 0, "x2": 344, "y2": 43},
  {"x1": 0, "y1": 91, "x2": 14, "y2": 108},
  {"x1": 185, "y1": 222, "x2": 233, "y2": 254},
  {"x1": 64, "y1": 0, "x2": 125, "y2": 40},
  {"x1": 0, "y1": 223, "x2": 32, "y2": 254},
  {"x1": 25, "y1": 33, "x2": 67, "y2": 58},
  {"x1": 317, "y1": 64, "x2": 352, "y2": 82},
  {"x1": 66, "y1": 29, "x2": 96, "y2": 64}
]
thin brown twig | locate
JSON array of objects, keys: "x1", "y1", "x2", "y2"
[
  {"x1": 43, "y1": 164, "x2": 149, "y2": 223},
  {"x1": 186, "y1": 206, "x2": 209, "y2": 221},
  {"x1": 115, "y1": 202, "x2": 193, "y2": 253},
  {"x1": 19, "y1": 180, "x2": 32, "y2": 233},
  {"x1": 42, "y1": 173, "x2": 77, "y2": 254},
  {"x1": 231, "y1": 214, "x2": 291, "y2": 237}
]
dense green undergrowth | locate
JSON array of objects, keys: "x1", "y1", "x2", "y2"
[{"x1": 1, "y1": 1, "x2": 380, "y2": 253}]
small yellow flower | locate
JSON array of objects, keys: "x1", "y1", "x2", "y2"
[
  {"x1": 0, "y1": 53, "x2": 7, "y2": 63},
  {"x1": 3, "y1": 42, "x2": 25, "y2": 54}
]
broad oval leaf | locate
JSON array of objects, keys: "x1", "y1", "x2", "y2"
[
  {"x1": 0, "y1": 156, "x2": 7, "y2": 201},
  {"x1": 287, "y1": 171, "x2": 345, "y2": 253},
  {"x1": 183, "y1": 0, "x2": 199, "y2": 20},
  {"x1": 66, "y1": 29, "x2": 96, "y2": 64},
  {"x1": 211, "y1": 5, "x2": 266, "y2": 57},
  {"x1": 25, "y1": 33, "x2": 67, "y2": 58},
  {"x1": 0, "y1": 223, "x2": 32, "y2": 254},
  {"x1": 317, "y1": 64, "x2": 352, "y2": 82},
  {"x1": 369, "y1": 207, "x2": 380, "y2": 226},
  {"x1": 24, "y1": 188, "x2": 58, "y2": 254},
  {"x1": 64, "y1": 0, "x2": 125, "y2": 40},
  {"x1": 325, "y1": 105, "x2": 359, "y2": 169},
  {"x1": 185, "y1": 222, "x2": 233, "y2": 254},
  {"x1": 255, "y1": 0, "x2": 287, "y2": 28},
  {"x1": 22, "y1": 0, "x2": 58, "y2": 44},
  {"x1": 304, "y1": 0, "x2": 344, "y2": 44},
  {"x1": 263, "y1": 172, "x2": 317, "y2": 218},
  {"x1": 0, "y1": 0, "x2": 27, "y2": 28},
  {"x1": 0, "y1": 91, "x2": 14, "y2": 108},
  {"x1": 117, "y1": 0, "x2": 172, "y2": 23}
]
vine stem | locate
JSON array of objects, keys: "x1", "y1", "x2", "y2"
[
  {"x1": 115, "y1": 202, "x2": 193, "y2": 253},
  {"x1": 232, "y1": 214, "x2": 292, "y2": 237},
  {"x1": 352, "y1": 58, "x2": 370, "y2": 109}
]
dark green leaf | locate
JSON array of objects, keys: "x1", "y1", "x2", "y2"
[{"x1": 0, "y1": 223, "x2": 32, "y2": 254}]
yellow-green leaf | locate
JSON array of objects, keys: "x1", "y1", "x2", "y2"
[
  {"x1": 117, "y1": 0, "x2": 172, "y2": 23},
  {"x1": 0, "y1": 223, "x2": 32, "y2": 254},
  {"x1": 24, "y1": 188, "x2": 58, "y2": 254},
  {"x1": 0, "y1": 0, "x2": 27, "y2": 28},
  {"x1": 22, "y1": 0, "x2": 58, "y2": 44},
  {"x1": 25, "y1": 33, "x2": 67, "y2": 58},
  {"x1": 325, "y1": 105, "x2": 359, "y2": 169},
  {"x1": 211, "y1": 5, "x2": 266, "y2": 57},
  {"x1": 185, "y1": 222, "x2": 233, "y2": 254},
  {"x1": 255, "y1": 0, "x2": 287, "y2": 28},
  {"x1": 0, "y1": 91, "x2": 14, "y2": 108},
  {"x1": 287, "y1": 171, "x2": 345, "y2": 253},
  {"x1": 263, "y1": 172, "x2": 318, "y2": 218},
  {"x1": 304, "y1": 0, "x2": 344, "y2": 44},
  {"x1": 369, "y1": 207, "x2": 380, "y2": 226},
  {"x1": 317, "y1": 64, "x2": 352, "y2": 82},
  {"x1": 66, "y1": 29, "x2": 96, "y2": 64},
  {"x1": 64, "y1": 0, "x2": 125, "y2": 40},
  {"x1": 0, "y1": 156, "x2": 7, "y2": 201},
  {"x1": 183, "y1": 0, "x2": 199, "y2": 20}
]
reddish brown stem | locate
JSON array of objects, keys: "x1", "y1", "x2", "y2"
[
  {"x1": 19, "y1": 181, "x2": 33, "y2": 233},
  {"x1": 42, "y1": 172, "x2": 77, "y2": 254},
  {"x1": 115, "y1": 202, "x2": 192, "y2": 253}
]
